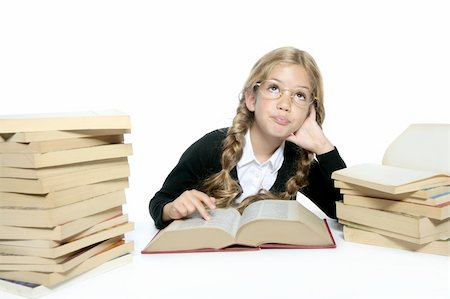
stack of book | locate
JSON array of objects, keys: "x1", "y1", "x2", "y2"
[
  {"x1": 332, "y1": 124, "x2": 450, "y2": 256},
  {"x1": 0, "y1": 111, "x2": 134, "y2": 295}
]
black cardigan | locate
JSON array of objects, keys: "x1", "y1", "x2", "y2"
[{"x1": 149, "y1": 128, "x2": 346, "y2": 229}]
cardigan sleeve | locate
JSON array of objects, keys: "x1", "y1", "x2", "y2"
[
  {"x1": 300, "y1": 147, "x2": 346, "y2": 219},
  {"x1": 148, "y1": 129, "x2": 225, "y2": 229}
]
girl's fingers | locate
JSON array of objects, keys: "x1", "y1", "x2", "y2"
[{"x1": 170, "y1": 190, "x2": 216, "y2": 220}]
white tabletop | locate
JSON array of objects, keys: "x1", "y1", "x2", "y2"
[{"x1": 1, "y1": 216, "x2": 449, "y2": 299}]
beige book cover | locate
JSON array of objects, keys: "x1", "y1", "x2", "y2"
[
  {"x1": 0, "y1": 253, "x2": 132, "y2": 298},
  {"x1": 339, "y1": 219, "x2": 450, "y2": 244},
  {"x1": 0, "y1": 222, "x2": 134, "y2": 258},
  {"x1": 335, "y1": 181, "x2": 450, "y2": 205},
  {"x1": 336, "y1": 201, "x2": 450, "y2": 241},
  {"x1": 0, "y1": 237, "x2": 123, "y2": 272},
  {"x1": 0, "y1": 208, "x2": 124, "y2": 241},
  {"x1": 0, "y1": 241, "x2": 134, "y2": 287},
  {"x1": 0, "y1": 178, "x2": 129, "y2": 209},
  {"x1": 0, "y1": 190, "x2": 126, "y2": 227},
  {"x1": 0, "y1": 162, "x2": 130, "y2": 194},
  {"x1": 343, "y1": 225, "x2": 449, "y2": 256},
  {"x1": 0, "y1": 158, "x2": 128, "y2": 179},
  {"x1": 0, "y1": 143, "x2": 132, "y2": 168},
  {"x1": 0, "y1": 110, "x2": 131, "y2": 134},
  {"x1": 343, "y1": 194, "x2": 450, "y2": 220},
  {"x1": 0, "y1": 135, "x2": 124, "y2": 154},
  {"x1": 1, "y1": 128, "x2": 130, "y2": 143}
]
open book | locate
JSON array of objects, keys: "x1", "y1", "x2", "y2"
[
  {"x1": 332, "y1": 124, "x2": 450, "y2": 194},
  {"x1": 142, "y1": 199, "x2": 335, "y2": 253}
]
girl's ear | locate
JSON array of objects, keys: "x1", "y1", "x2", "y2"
[{"x1": 244, "y1": 90, "x2": 256, "y2": 112}]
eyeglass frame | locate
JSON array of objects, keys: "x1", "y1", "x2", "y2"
[{"x1": 253, "y1": 80, "x2": 316, "y2": 107}]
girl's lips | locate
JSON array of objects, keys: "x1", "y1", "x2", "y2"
[{"x1": 273, "y1": 116, "x2": 289, "y2": 125}]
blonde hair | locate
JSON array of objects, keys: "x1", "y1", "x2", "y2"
[{"x1": 201, "y1": 47, "x2": 325, "y2": 212}]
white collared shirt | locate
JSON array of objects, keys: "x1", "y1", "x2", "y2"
[{"x1": 235, "y1": 131, "x2": 285, "y2": 203}]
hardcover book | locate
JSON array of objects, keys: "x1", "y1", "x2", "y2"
[
  {"x1": 342, "y1": 194, "x2": 450, "y2": 220},
  {"x1": 343, "y1": 225, "x2": 449, "y2": 256},
  {"x1": 336, "y1": 201, "x2": 450, "y2": 243},
  {"x1": 0, "y1": 110, "x2": 131, "y2": 133},
  {"x1": 0, "y1": 190, "x2": 127, "y2": 228},
  {"x1": 335, "y1": 181, "x2": 450, "y2": 206},
  {"x1": 0, "y1": 242, "x2": 134, "y2": 287},
  {"x1": 0, "y1": 143, "x2": 132, "y2": 168},
  {"x1": 1, "y1": 128, "x2": 130, "y2": 143},
  {"x1": 0, "y1": 208, "x2": 124, "y2": 241},
  {"x1": 142, "y1": 199, "x2": 336, "y2": 254}
]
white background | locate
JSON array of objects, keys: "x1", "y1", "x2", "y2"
[
  {"x1": 0, "y1": 1, "x2": 450, "y2": 299},
  {"x1": 1, "y1": 0, "x2": 449, "y2": 222}
]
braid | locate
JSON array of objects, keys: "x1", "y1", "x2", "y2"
[
  {"x1": 281, "y1": 148, "x2": 315, "y2": 198},
  {"x1": 200, "y1": 100, "x2": 253, "y2": 208}
]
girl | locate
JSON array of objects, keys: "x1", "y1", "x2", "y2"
[{"x1": 149, "y1": 46, "x2": 346, "y2": 229}]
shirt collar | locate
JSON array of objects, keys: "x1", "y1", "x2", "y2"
[{"x1": 237, "y1": 130, "x2": 285, "y2": 174}]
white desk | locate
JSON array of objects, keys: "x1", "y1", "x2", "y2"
[{"x1": 1, "y1": 219, "x2": 449, "y2": 299}]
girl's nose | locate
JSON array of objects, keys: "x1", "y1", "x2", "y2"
[{"x1": 276, "y1": 91, "x2": 292, "y2": 111}]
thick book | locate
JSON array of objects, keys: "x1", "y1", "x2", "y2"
[
  {"x1": 0, "y1": 237, "x2": 123, "y2": 272},
  {"x1": 336, "y1": 201, "x2": 450, "y2": 243},
  {"x1": 0, "y1": 160, "x2": 130, "y2": 194},
  {"x1": 0, "y1": 242, "x2": 134, "y2": 287},
  {"x1": 0, "y1": 239, "x2": 59, "y2": 249},
  {"x1": 0, "y1": 143, "x2": 132, "y2": 168},
  {"x1": 0, "y1": 253, "x2": 132, "y2": 298},
  {"x1": 0, "y1": 110, "x2": 131, "y2": 134},
  {"x1": 0, "y1": 209, "x2": 126, "y2": 241},
  {"x1": 0, "y1": 178, "x2": 129, "y2": 209},
  {"x1": 0, "y1": 222, "x2": 134, "y2": 258},
  {"x1": 332, "y1": 124, "x2": 450, "y2": 194},
  {"x1": 0, "y1": 135, "x2": 124, "y2": 154},
  {"x1": 142, "y1": 200, "x2": 336, "y2": 254},
  {"x1": 343, "y1": 194, "x2": 450, "y2": 220},
  {"x1": 0, "y1": 158, "x2": 128, "y2": 180},
  {"x1": 339, "y1": 219, "x2": 450, "y2": 244},
  {"x1": 0, "y1": 190, "x2": 126, "y2": 228},
  {"x1": 335, "y1": 181, "x2": 450, "y2": 206},
  {"x1": 1, "y1": 128, "x2": 130, "y2": 143},
  {"x1": 343, "y1": 225, "x2": 450, "y2": 256},
  {"x1": 0, "y1": 217, "x2": 129, "y2": 264}
]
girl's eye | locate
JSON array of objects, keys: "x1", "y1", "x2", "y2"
[
  {"x1": 267, "y1": 84, "x2": 280, "y2": 94},
  {"x1": 294, "y1": 92, "x2": 306, "y2": 102}
]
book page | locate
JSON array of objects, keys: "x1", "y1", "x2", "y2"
[
  {"x1": 234, "y1": 199, "x2": 334, "y2": 247},
  {"x1": 239, "y1": 200, "x2": 296, "y2": 228},
  {"x1": 383, "y1": 124, "x2": 450, "y2": 174},
  {"x1": 165, "y1": 208, "x2": 241, "y2": 237}
]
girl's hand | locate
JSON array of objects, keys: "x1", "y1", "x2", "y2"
[
  {"x1": 286, "y1": 105, "x2": 335, "y2": 155},
  {"x1": 162, "y1": 190, "x2": 216, "y2": 222}
]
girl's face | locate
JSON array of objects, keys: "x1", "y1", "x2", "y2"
[{"x1": 245, "y1": 64, "x2": 312, "y2": 144}]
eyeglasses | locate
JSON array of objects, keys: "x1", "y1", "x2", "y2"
[{"x1": 254, "y1": 80, "x2": 314, "y2": 108}]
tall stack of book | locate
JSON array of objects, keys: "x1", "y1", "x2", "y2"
[
  {"x1": 332, "y1": 124, "x2": 450, "y2": 256},
  {"x1": 0, "y1": 111, "x2": 134, "y2": 296}
]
